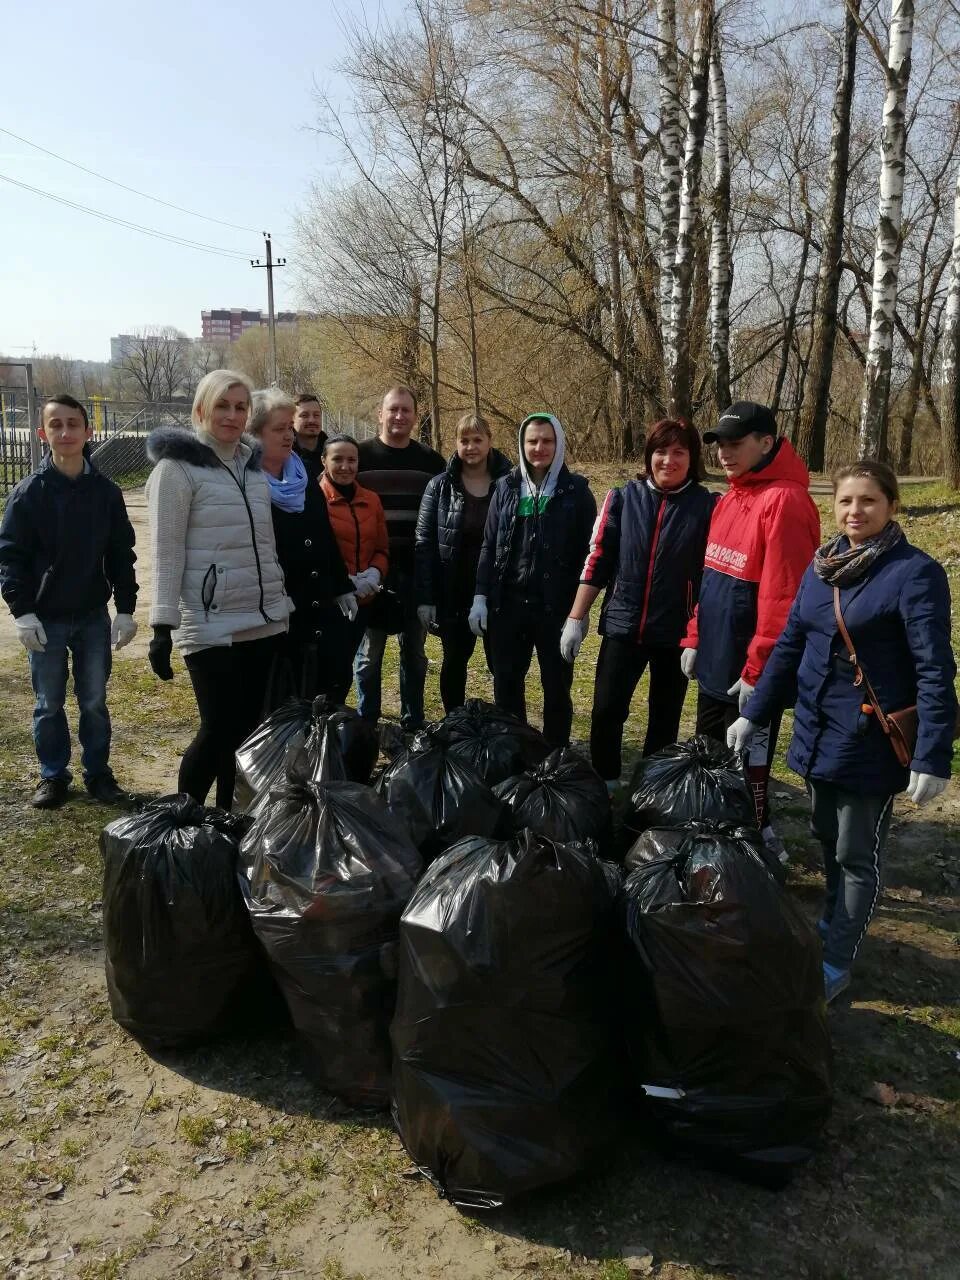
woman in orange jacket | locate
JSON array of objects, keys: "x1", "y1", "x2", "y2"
[{"x1": 318, "y1": 434, "x2": 389, "y2": 703}]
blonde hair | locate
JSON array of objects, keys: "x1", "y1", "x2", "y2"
[
  {"x1": 455, "y1": 412, "x2": 492, "y2": 439},
  {"x1": 191, "y1": 369, "x2": 255, "y2": 431},
  {"x1": 248, "y1": 387, "x2": 295, "y2": 437}
]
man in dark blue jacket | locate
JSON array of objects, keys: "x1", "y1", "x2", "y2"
[
  {"x1": 472, "y1": 414, "x2": 596, "y2": 746},
  {"x1": 0, "y1": 395, "x2": 138, "y2": 808}
]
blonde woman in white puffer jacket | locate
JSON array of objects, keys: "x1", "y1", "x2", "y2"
[{"x1": 145, "y1": 369, "x2": 293, "y2": 808}]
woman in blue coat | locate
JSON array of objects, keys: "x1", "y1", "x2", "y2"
[
  {"x1": 729, "y1": 461, "x2": 956, "y2": 1003},
  {"x1": 561, "y1": 418, "x2": 715, "y2": 786}
]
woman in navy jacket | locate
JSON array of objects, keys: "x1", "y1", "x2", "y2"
[
  {"x1": 729, "y1": 461, "x2": 956, "y2": 1003},
  {"x1": 414, "y1": 413, "x2": 511, "y2": 713},
  {"x1": 561, "y1": 418, "x2": 715, "y2": 784}
]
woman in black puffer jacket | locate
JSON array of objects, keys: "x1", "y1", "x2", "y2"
[{"x1": 414, "y1": 414, "x2": 511, "y2": 713}]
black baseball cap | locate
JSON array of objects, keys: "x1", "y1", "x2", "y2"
[{"x1": 703, "y1": 401, "x2": 777, "y2": 443}]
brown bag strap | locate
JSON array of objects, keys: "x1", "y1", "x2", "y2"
[{"x1": 832, "y1": 586, "x2": 893, "y2": 737}]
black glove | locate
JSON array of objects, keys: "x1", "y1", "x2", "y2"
[{"x1": 148, "y1": 625, "x2": 174, "y2": 681}]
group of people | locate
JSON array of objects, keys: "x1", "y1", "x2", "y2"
[{"x1": 1, "y1": 374, "x2": 957, "y2": 1004}]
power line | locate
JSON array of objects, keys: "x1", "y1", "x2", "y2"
[
  {"x1": 0, "y1": 171, "x2": 252, "y2": 259},
  {"x1": 0, "y1": 125, "x2": 259, "y2": 235}
]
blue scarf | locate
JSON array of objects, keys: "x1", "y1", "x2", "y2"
[{"x1": 266, "y1": 451, "x2": 309, "y2": 513}]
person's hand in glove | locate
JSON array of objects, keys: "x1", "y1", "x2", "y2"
[
  {"x1": 468, "y1": 594, "x2": 488, "y2": 636},
  {"x1": 560, "y1": 616, "x2": 588, "y2": 663},
  {"x1": 336, "y1": 592, "x2": 359, "y2": 622},
  {"x1": 15, "y1": 613, "x2": 47, "y2": 653},
  {"x1": 680, "y1": 647, "x2": 697, "y2": 679},
  {"x1": 111, "y1": 613, "x2": 138, "y2": 650},
  {"x1": 417, "y1": 604, "x2": 437, "y2": 630},
  {"x1": 727, "y1": 677, "x2": 755, "y2": 713},
  {"x1": 148, "y1": 624, "x2": 174, "y2": 680},
  {"x1": 351, "y1": 567, "x2": 381, "y2": 601},
  {"x1": 726, "y1": 717, "x2": 759, "y2": 753},
  {"x1": 906, "y1": 771, "x2": 948, "y2": 806}
]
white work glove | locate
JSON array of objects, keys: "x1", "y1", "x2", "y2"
[
  {"x1": 468, "y1": 594, "x2": 488, "y2": 637},
  {"x1": 417, "y1": 605, "x2": 437, "y2": 629},
  {"x1": 15, "y1": 613, "x2": 47, "y2": 653},
  {"x1": 111, "y1": 613, "x2": 138, "y2": 650},
  {"x1": 680, "y1": 647, "x2": 697, "y2": 679},
  {"x1": 727, "y1": 677, "x2": 755, "y2": 713},
  {"x1": 726, "y1": 717, "x2": 759, "y2": 754},
  {"x1": 905, "y1": 771, "x2": 948, "y2": 807},
  {"x1": 336, "y1": 592, "x2": 359, "y2": 622},
  {"x1": 560, "y1": 616, "x2": 588, "y2": 664},
  {"x1": 350, "y1": 569, "x2": 380, "y2": 602}
]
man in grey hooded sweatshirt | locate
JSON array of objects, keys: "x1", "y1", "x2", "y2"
[{"x1": 471, "y1": 413, "x2": 596, "y2": 747}]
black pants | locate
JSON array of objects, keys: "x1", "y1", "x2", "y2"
[
  {"x1": 589, "y1": 636, "x2": 689, "y2": 782},
  {"x1": 489, "y1": 607, "x2": 573, "y2": 748},
  {"x1": 283, "y1": 610, "x2": 366, "y2": 707},
  {"x1": 181, "y1": 634, "x2": 282, "y2": 810},
  {"x1": 438, "y1": 616, "x2": 492, "y2": 714},
  {"x1": 696, "y1": 688, "x2": 782, "y2": 829}
]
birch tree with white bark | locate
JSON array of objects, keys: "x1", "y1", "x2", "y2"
[
  {"x1": 708, "y1": 29, "x2": 731, "y2": 414},
  {"x1": 666, "y1": 0, "x2": 714, "y2": 419},
  {"x1": 857, "y1": 0, "x2": 915, "y2": 459},
  {"x1": 657, "y1": 0, "x2": 683, "y2": 347}
]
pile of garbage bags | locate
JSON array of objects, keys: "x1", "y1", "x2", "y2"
[
  {"x1": 101, "y1": 795, "x2": 270, "y2": 1048},
  {"x1": 241, "y1": 775, "x2": 423, "y2": 1107},
  {"x1": 234, "y1": 695, "x2": 379, "y2": 814},
  {"x1": 101, "y1": 711, "x2": 833, "y2": 1202},
  {"x1": 391, "y1": 830, "x2": 622, "y2": 1207},
  {"x1": 620, "y1": 819, "x2": 832, "y2": 1180}
]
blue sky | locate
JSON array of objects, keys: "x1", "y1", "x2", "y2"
[{"x1": 1, "y1": 0, "x2": 405, "y2": 361}]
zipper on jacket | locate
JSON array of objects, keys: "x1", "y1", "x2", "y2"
[
  {"x1": 217, "y1": 459, "x2": 275, "y2": 624},
  {"x1": 637, "y1": 497, "x2": 667, "y2": 642},
  {"x1": 348, "y1": 500, "x2": 362, "y2": 574},
  {"x1": 201, "y1": 563, "x2": 218, "y2": 616}
]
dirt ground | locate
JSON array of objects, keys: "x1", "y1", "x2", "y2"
[{"x1": 0, "y1": 487, "x2": 958, "y2": 1280}]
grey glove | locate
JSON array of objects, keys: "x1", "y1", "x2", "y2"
[
  {"x1": 560, "y1": 616, "x2": 588, "y2": 663},
  {"x1": 417, "y1": 605, "x2": 438, "y2": 629},
  {"x1": 906, "y1": 771, "x2": 948, "y2": 806},
  {"x1": 15, "y1": 613, "x2": 47, "y2": 653},
  {"x1": 111, "y1": 613, "x2": 138, "y2": 650},
  {"x1": 468, "y1": 594, "x2": 488, "y2": 637},
  {"x1": 680, "y1": 647, "x2": 697, "y2": 679},
  {"x1": 336, "y1": 592, "x2": 359, "y2": 622},
  {"x1": 728, "y1": 677, "x2": 754, "y2": 713},
  {"x1": 726, "y1": 717, "x2": 759, "y2": 754}
]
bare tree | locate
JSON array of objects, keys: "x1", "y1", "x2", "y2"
[
  {"x1": 118, "y1": 327, "x2": 191, "y2": 402},
  {"x1": 708, "y1": 27, "x2": 732, "y2": 413},
  {"x1": 942, "y1": 160, "x2": 960, "y2": 486}
]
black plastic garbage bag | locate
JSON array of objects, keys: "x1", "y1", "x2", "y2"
[
  {"x1": 234, "y1": 695, "x2": 379, "y2": 813},
  {"x1": 392, "y1": 830, "x2": 622, "y2": 1208},
  {"x1": 374, "y1": 727, "x2": 508, "y2": 861},
  {"x1": 435, "y1": 699, "x2": 550, "y2": 786},
  {"x1": 625, "y1": 736, "x2": 755, "y2": 841},
  {"x1": 101, "y1": 794, "x2": 269, "y2": 1048},
  {"x1": 620, "y1": 821, "x2": 832, "y2": 1181},
  {"x1": 494, "y1": 748, "x2": 612, "y2": 851},
  {"x1": 242, "y1": 777, "x2": 423, "y2": 1107}
]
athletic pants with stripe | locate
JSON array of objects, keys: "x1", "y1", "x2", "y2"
[{"x1": 808, "y1": 781, "x2": 894, "y2": 970}]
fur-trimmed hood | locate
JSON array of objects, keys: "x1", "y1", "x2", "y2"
[{"x1": 147, "y1": 426, "x2": 262, "y2": 469}]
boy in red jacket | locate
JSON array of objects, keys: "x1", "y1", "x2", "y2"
[{"x1": 680, "y1": 402, "x2": 820, "y2": 850}]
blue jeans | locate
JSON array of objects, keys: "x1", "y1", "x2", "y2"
[
  {"x1": 28, "y1": 607, "x2": 113, "y2": 784},
  {"x1": 354, "y1": 612, "x2": 428, "y2": 730}
]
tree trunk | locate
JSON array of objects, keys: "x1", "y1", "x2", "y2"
[
  {"x1": 771, "y1": 208, "x2": 813, "y2": 419},
  {"x1": 597, "y1": 1, "x2": 630, "y2": 455},
  {"x1": 656, "y1": 0, "x2": 683, "y2": 348},
  {"x1": 858, "y1": 0, "x2": 915, "y2": 459},
  {"x1": 667, "y1": 0, "x2": 714, "y2": 420},
  {"x1": 708, "y1": 33, "x2": 731, "y2": 416},
  {"x1": 942, "y1": 163, "x2": 960, "y2": 488},
  {"x1": 796, "y1": 1, "x2": 859, "y2": 471}
]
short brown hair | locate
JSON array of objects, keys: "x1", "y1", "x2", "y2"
[
  {"x1": 643, "y1": 418, "x2": 701, "y2": 478},
  {"x1": 455, "y1": 412, "x2": 491, "y2": 438},
  {"x1": 381, "y1": 383, "x2": 418, "y2": 413},
  {"x1": 832, "y1": 460, "x2": 899, "y2": 504}
]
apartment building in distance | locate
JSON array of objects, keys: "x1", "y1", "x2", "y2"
[{"x1": 201, "y1": 308, "x2": 315, "y2": 343}]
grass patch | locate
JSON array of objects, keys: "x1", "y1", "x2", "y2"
[{"x1": 179, "y1": 1114, "x2": 217, "y2": 1148}]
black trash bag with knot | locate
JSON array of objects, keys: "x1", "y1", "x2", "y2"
[
  {"x1": 494, "y1": 748, "x2": 613, "y2": 852},
  {"x1": 234, "y1": 694, "x2": 379, "y2": 814},
  {"x1": 624, "y1": 736, "x2": 755, "y2": 843},
  {"x1": 374, "y1": 727, "x2": 508, "y2": 862},
  {"x1": 101, "y1": 794, "x2": 272, "y2": 1048},
  {"x1": 434, "y1": 699, "x2": 550, "y2": 786},
  {"x1": 620, "y1": 820, "x2": 832, "y2": 1184},
  {"x1": 241, "y1": 775, "x2": 423, "y2": 1107},
  {"x1": 391, "y1": 830, "x2": 623, "y2": 1208}
]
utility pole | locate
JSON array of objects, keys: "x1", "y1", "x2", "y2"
[{"x1": 251, "y1": 232, "x2": 286, "y2": 386}]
